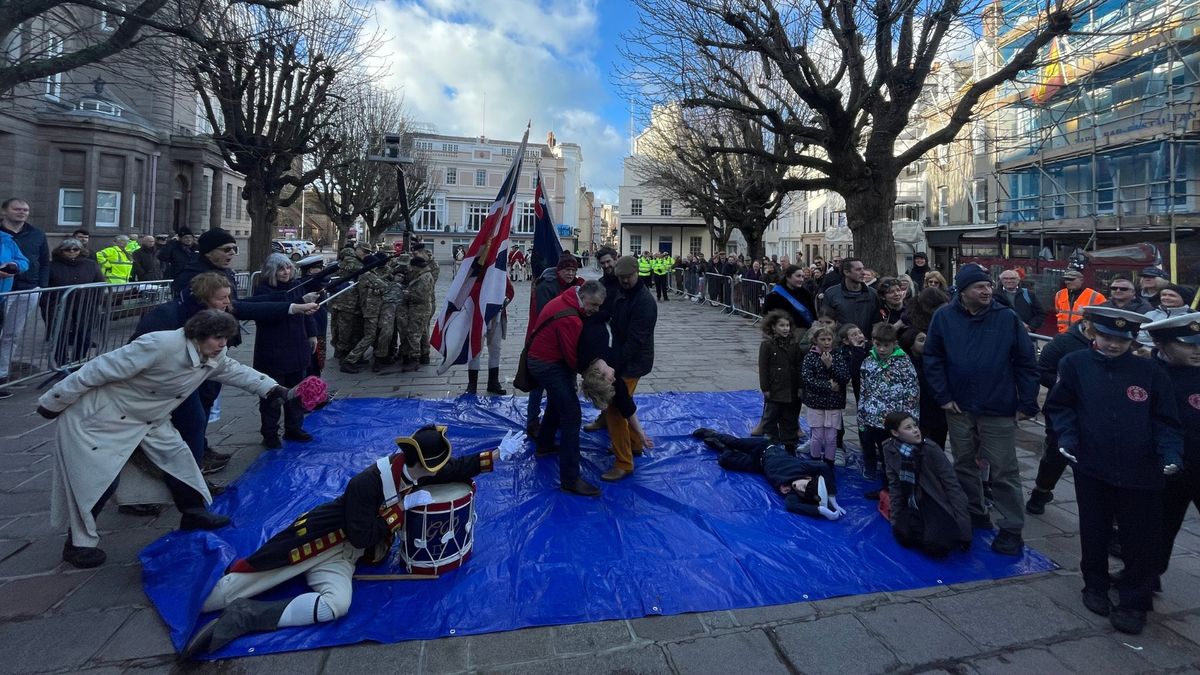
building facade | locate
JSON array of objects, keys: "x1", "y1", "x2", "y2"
[
  {"x1": 1, "y1": 12, "x2": 252, "y2": 261},
  {"x1": 402, "y1": 130, "x2": 583, "y2": 257}
]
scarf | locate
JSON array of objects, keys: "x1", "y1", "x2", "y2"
[{"x1": 896, "y1": 441, "x2": 920, "y2": 509}]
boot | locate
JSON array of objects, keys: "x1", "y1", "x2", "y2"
[
  {"x1": 466, "y1": 369, "x2": 480, "y2": 395},
  {"x1": 179, "y1": 509, "x2": 231, "y2": 531},
  {"x1": 486, "y1": 367, "x2": 507, "y2": 395},
  {"x1": 63, "y1": 540, "x2": 106, "y2": 568},
  {"x1": 182, "y1": 598, "x2": 290, "y2": 659}
]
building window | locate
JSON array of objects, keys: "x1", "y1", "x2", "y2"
[
  {"x1": 96, "y1": 190, "x2": 121, "y2": 227},
  {"x1": 630, "y1": 198, "x2": 642, "y2": 216},
  {"x1": 972, "y1": 179, "x2": 988, "y2": 223},
  {"x1": 658, "y1": 235, "x2": 672, "y2": 254},
  {"x1": 59, "y1": 188, "x2": 83, "y2": 225},
  {"x1": 466, "y1": 201, "x2": 489, "y2": 232},
  {"x1": 77, "y1": 98, "x2": 122, "y2": 116},
  {"x1": 445, "y1": 167, "x2": 457, "y2": 185},
  {"x1": 417, "y1": 196, "x2": 444, "y2": 232},
  {"x1": 100, "y1": 4, "x2": 123, "y2": 31},
  {"x1": 45, "y1": 35, "x2": 62, "y2": 99},
  {"x1": 414, "y1": 140, "x2": 433, "y2": 152},
  {"x1": 689, "y1": 236, "x2": 702, "y2": 256},
  {"x1": 224, "y1": 183, "x2": 233, "y2": 219},
  {"x1": 516, "y1": 201, "x2": 536, "y2": 235},
  {"x1": 629, "y1": 234, "x2": 643, "y2": 255},
  {"x1": 502, "y1": 147, "x2": 516, "y2": 159},
  {"x1": 972, "y1": 120, "x2": 988, "y2": 156},
  {"x1": 475, "y1": 169, "x2": 487, "y2": 187},
  {"x1": 937, "y1": 186, "x2": 949, "y2": 226},
  {"x1": 441, "y1": 143, "x2": 458, "y2": 155},
  {"x1": 660, "y1": 199, "x2": 672, "y2": 216}
]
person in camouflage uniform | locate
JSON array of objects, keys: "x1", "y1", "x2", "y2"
[
  {"x1": 372, "y1": 254, "x2": 410, "y2": 372},
  {"x1": 413, "y1": 241, "x2": 439, "y2": 283},
  {"x1": 328, "y1": 245, "x2": 367, "y2": 359},
  {"x1": 340, "y1": 246, "x2": 389, "y2": 374},
  {"x1": 401, "y1": 255, "x2": 435, "y2": 372}
]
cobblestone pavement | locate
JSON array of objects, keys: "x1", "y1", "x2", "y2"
[{"x1": 3, "y1": 269, "x2": 1200, "y2": 674}]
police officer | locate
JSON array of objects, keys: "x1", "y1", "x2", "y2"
[
  {"x1": 1044, "y1": 305, "x2": 1182, "y2": 636},
  {"x1": 1144, "y1": 313, "x2": 1200, "y2": 588},
  {"x1": 638, "y1": 251, "x2": 651, "y2": 286}
]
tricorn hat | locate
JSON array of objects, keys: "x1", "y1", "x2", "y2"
[{"x1": 395, "y1": 424, "x2": 452, "y2": 472}]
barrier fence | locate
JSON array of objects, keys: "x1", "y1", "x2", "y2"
[{"x1": 0, "y1": 280, "x2": 174, "y2": 389}]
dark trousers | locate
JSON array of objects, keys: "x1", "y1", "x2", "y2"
[
  {"x1": 893, "y1": 495, "x2": 960, "y2": 558},
  {"x1": 762, "y1": 400, "x2": 800, "y2": 445},
  {"x1": 654, "y1": 273, "x2": 668, "y2": 300},
  {"x1": 1158, "y1": 465, "x2": 1200, "y2": 575},
  {"x1": 528, "y1": 358, "x2": 582, "y2": 484},
  {"x1": 1034, "y1": 428, "x2": 1070, "y2": 492},
  {"x1": 259, "y1": 369, "x2": 306, "y2": 438},
  {"x1": 171, "y1": 391, "x2": 209, "y2": 465},
  {"x1": 1075, "y1": 472, "x2": 1162, "y2": 611},
  {"x1": 860, "y1": 425, "x2": 888, "y2": 471}
]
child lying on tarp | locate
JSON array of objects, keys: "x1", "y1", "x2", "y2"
[
  {"x1": 881, "y1": 411, "x2": 972, "y2": 557},
  {"x1": 693, "y1": 429, "x2": 846, "y2": 521}
]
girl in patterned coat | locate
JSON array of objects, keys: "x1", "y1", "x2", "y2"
[
  {"x1": 858, "y1": 321, "x2": 919, "y2": 498},
  {"x1": 802, "y1": 326, "x2": 851, "y2": 465}
]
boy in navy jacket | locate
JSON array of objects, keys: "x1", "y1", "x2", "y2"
[{"x1": 1044, "y1": 306, "x2": 1182, "y2": 636}]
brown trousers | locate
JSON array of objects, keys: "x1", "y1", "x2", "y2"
[{"x1": 603, "y1": 376, "x2": 640, "y2": 471}]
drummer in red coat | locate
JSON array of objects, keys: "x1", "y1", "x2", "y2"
[{"x1": 183, "y1": 425, "x2": 524, "y2": 658}]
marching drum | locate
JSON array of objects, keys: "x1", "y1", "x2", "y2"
[{"x1": 401, "y1": 481, "x2": 476, "y2": 575}]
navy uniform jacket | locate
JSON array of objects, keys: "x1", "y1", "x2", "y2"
[
  {"x1": 1045, "y1": 349, "x2": 1183, "y2": 489},
  {"x1": 760, "y1": 446, "x2": 837, "y2": 517},
  {"x1": 1158, "y1": 357, "x2": 1200, "y2": 468}
]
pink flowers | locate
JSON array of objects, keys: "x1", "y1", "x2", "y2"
[{"x1": 292, "y1": 376, "x2": 330, "y2": 411}]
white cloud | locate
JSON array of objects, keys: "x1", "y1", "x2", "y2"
[{"x1": 369, "y1": 0, "x2": 625, "y2": 202}]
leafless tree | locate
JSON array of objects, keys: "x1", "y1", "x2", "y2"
[
  {"x1": 191, "y1": 0, "x2": 377, "y2": 266},
  {"x1": 363, "y1": 150, "x2": 432, "y2": 245},
  {"x1": 632, "y1": 104, "x2": 790, "y2": 258},
  {"x1": 0, "y1": 0, "x2": 297, "y2": 96},
  {"x1": 624, "y1": 0, "x2": 1074, "y2": 275}
]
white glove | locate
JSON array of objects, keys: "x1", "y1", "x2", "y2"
[
  {"x1": 289, "y1": 302, "x2": 320, "y2": 315},
  {"x1": 302, "y1": 292, "x2": 322, "y2": 303},
  {"x1": 497, "y1": 430, "x2": 526, "y2": 461},
  {"x1": 403, "y1": 490, "x2": 434, "y2": 510},
  {"x1": 1164, "y1": 463, "x2": 1181, "y2": 476},
  {"x1": 1058, "y1": 447, "x2": 1077, "y2": 463},
  {"x1": 818, "y1": 505, "x2": 842, "y2": 521},
  {"x1": 829, "y1": 495, "x2": 847, "y2": 517}
]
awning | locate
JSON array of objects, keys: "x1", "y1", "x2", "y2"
[{"x1": 926, "y1": 224, "x2": 999, "y2": 247}]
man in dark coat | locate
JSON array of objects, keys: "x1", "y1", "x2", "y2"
[
  {"x1": 820, "y1": 257, "x2": 879, "y2": 336},
  {"x1": 158, "y1": 228, "x2": 198, "y2": 279},
  {"x1": 907, "y1": 252, "x2": 931, "y2": 289},
  {"x1": 1101, "y1": 275, "x2": 1154, "y2": 314},
  {"x1": 924, "y1": 263, "x2": 1038, "y2": 556},
  {"x1": 525, "y1": 252, "x2": 584, "y2": 436},
  {"x1": 598, "y1": 256, "x2": 657, "y2": 480},
  {"x1": 130, "y1": 235, "x2": 163, "y2": 281},
  {"x1": 997, "y1": 269, "x2": 1047, "y2": 333}
]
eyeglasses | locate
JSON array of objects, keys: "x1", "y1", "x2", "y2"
[
  {"x1": 216, "y1": 245, "x2": 238, "y2": 253},
  {"x1": 1110, "y1": 286, "x2": 1134, "y2": 292}
]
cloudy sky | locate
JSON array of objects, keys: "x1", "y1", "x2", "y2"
[{"x1": 371, "y1": 0, "x2": 638, "y2": 203}]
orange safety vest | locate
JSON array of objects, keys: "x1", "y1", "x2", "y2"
[{"x1": 1054, "y1": 287, "x2": 1106, "y2": 333}]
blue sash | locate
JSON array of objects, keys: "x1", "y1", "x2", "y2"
[{"x1": 769, "y1": 286, "x2": 814, "y2": 325}]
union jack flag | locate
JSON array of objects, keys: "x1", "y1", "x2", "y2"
[{"x1": 430, "y1": 127, "x2": 528, "y2": 374}]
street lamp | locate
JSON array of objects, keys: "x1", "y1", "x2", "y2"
[{"x1": 367, "y1": 133, "x2": 415, "y2": 251}]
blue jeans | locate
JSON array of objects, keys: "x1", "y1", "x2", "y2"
[{"x1": 527, "y1": 358, "x2": 581, "y2": 484}]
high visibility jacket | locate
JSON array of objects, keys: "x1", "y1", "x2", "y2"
[
  {"x1": 652, "y1": 258, "x2": 666, "y2": 275},
  {"x1": 96, "y1": 245, "x2": 133, "y2": 284},
  {"x1": 1054, "y1": 287, "x2": 1106, "y2": 333},
  {"x1": 638, "y1": 256, "x2": 652, "y2": 277}
]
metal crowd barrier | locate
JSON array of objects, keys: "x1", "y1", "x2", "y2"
[
  {"x1": 704, "y1": 272, "x2": 734, "y2": 310},
  {"x1": 668, "y1": 269, "x2": 702, "y2": 301},
  {"x1": 0, "y1": 280, "x2": 174, "y2": 389},
  {"x1": 731, "y1": 277, "x2": 769, "y2": 320},
  {"x1": 234, "y1": 272, "x2": 252, "y2": 296}
]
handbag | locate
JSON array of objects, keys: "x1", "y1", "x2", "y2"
[{"x1": 513, "y1": 309, "x2": 576, "y2": 392}]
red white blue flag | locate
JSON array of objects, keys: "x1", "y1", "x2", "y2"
[{"x1": 430, "y1": 126, "x2": 528, "y2": 374}]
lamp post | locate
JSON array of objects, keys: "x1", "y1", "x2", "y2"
[{"x1": 367, "y1": 133, "x2": 415, "y2": 251}]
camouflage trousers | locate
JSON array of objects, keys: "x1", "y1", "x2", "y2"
[
  {"x1": 375, "y1": 303, "x2": 411, "y2": 362},
  {"x1": 330, "y1": 310, "x2": 362, "y2": 359},
  {"x1": 345, "y1": 312, "x2": 382, "y2": 364},
  {"x1": 403, "y1": 306, "x2": 433, "y2": 364}
]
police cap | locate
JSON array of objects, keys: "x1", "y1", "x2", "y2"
[
  {"x1": 1143, "y1": 312, "x2": 1200, "y2": 345},
  {"x1": 1081, "y1": 305, "x2": 1149, "y2": 340}
]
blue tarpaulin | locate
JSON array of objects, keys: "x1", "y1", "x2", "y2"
[{"x1": 141, "y1": 391, "x2": 1057, "y2": 659}]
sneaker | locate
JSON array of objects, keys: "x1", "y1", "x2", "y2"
[
  {"x1": 1025, "y1": 489, "x2": 1054, "y2": 515},
  {"x1": 991, "y1": 529, "x2": 1024, "y2": 556},
  {"x1": 1081, "y1": 588, "x2": 1112, "y2": 617},
  {"x1": 833, "y1": 448, "x2": 847, "y2": 467}
]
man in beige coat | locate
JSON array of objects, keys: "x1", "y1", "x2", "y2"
[{"x1": 37, "y1": 310, "x2": 288, "y2": 568}]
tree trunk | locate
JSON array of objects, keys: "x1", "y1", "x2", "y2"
[
  {"x1": 739, "y1": 224, "x2": 763, "y2": 260},
  {"x1": 244, "y1": 178, "x2": 279, "y2": 271},
  {"x1": 844, "y1": 184, "x2": 899, "y2": 277}
]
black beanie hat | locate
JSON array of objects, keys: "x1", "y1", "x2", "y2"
[
  {"x1": 177, "y1": 226, "x2": 194, "y2": 237},
  {"x1": 1165, "y1": 284, "x2": 1196, "y2": 306},
  {"x1": 198, "y1": 228, "x2": 236, "y2": 255}
]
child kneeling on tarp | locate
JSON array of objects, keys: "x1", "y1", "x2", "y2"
[{"x1": 882, "y1": 411, "x2": 972, "y2": 557}]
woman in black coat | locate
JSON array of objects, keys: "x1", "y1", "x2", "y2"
[
  {"x1": 252, "y1": 253, "x2": 318, "y2": 447},
  {"x1": 762, "y1": 265, "x2": 816, "y2": 330},
  {"x1": 42, "y1": 238, "x2": 106, "y2": 365}
]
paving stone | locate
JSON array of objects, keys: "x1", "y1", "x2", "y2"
[
  {"x1": 0, "y1": 491, "x2": 50, "y2": 517},
  {"x1": 1129, "y1": 622, "x2": 1200, "y2": 670},
  {"x1": 552, "y1": 620, "x2": 632, "y2": 654},
  {"x1": 479, "y1": 644, "x2": 672, "y2": 675},
  {"x1": 422, "y1": 636, "x2": 470, "y2": 675},
  {"x1": 697, "y1": 610, "x2": 738, "y2": 631},
  {"x1": 927, "y1": 584, "x2": 1089, "y2": 649},
  {"x1": 1047, "y1": 635, "x2": 1153, "y2": 672},
  {"x1": 773, "y1": 614, "x2": 899, "y2": 675},
  {"x1": 60, "y1": 563, "x2": 148, "y2": 611},
  {"x1": 0, "y1": 568, "x2": 95, "y2": 619},
  {"x1": 0, "y1": 534, "x2": 66, "y2": 576},
  {"x1": 857, "y1": 602, "x2": 978, "y2": 665},
  {"x1": 468, "y1": 626, "x2": 557, "y2": 667},
  {"x1": 6, "y1": 469, "x2": 51, "y2": 493},
  {"x1": 94, "y1": 608, "x2": 176, "y2": 662},
  {"x1": 1027, "y1": 533, "x2": 1081, "y2": 570},
  {"x1": 971, "y1": 648, "x2": 1067, "y2": 674},
  {"x1": 0, "y1": 609, "x2": 132, "y2": 673},
  {"x1": 667, "y1": 630, "x2": 788, "y2": 674},
  {"x1": 1021, "y1": 572, "x2": 1111, "y2": 629},
  {"x1": 730, "y1": 601, "x2": 816, "y2": 627},
  {"x1": 234, "y1": 648, "x2": 329, "y2": 674},
  {"x1": 0, "y1": 536, "x2": 29, "y2": 562},
  {"x1": 812, "y1": 590, "x2": 892, "y2": 614},
  {"x1": 628, "y1": 613, "x2": 707, "y2": 641},
  {"x1": 322, "y1": 640, "x2": 422, "y2": 672}
]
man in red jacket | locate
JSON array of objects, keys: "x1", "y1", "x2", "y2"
[{"x1": 527, "y1": 279, "x2": 607, "y2": 496}]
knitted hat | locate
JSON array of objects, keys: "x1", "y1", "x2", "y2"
[
  {"x1": 177, "y1": 226, "x2": 194, "y2": 237},
  {"x1": 197, "y1": 228, "x2": 236, "y2": 255},
  {"x1": 556, "y1": 251, "x2": 579, "y2": 270},
  {"x1": 614, "y1": 255, "x2": 639, "y2": 276},
  {"x1": 953, "y1": 264, "x2": 992, "y2": 292},
  {"x1": 1164, "y1": 284, "x2": 1196, "y2": 306}
]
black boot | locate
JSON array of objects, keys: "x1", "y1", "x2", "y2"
[
  {"x1": 466, "y1": 369, "x2": 479, "y2": 395},
  {"x1": 182, "y1": 598, "x2": 290, "y2": 659},
  {"x1": 179, "y1": 509, "x2": 232, "y2": 531},
  {"x1": 63, "y1": 540, "x2": 106, "y2": 568},
  {"x1": 486, "y1": 367, "x2": 507, "y2": 395}
]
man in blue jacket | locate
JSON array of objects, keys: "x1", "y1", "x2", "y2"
[
  {"x1": 0, "y1": 225, "x2": 31, "y2": 400},
  {"x1": 0, "y1": 198, "x2": 49, "y2": 393},
  {"x1": 923, "y1": 264, "x2": 1039, "y2": 556}
]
